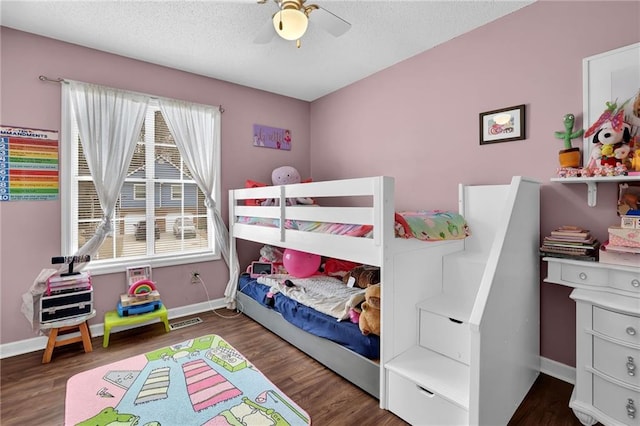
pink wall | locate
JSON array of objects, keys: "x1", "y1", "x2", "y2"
[
  {"x1": 1, "y1": 1, "x2": 638, "y2": 369},
  {"x1": 310, "y1": 1, "x2": 639, "y2": 366},
  {"x1": 0, "y1": 27, "x2": 310, "y2": 345}
]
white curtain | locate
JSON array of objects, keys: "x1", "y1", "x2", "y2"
[
  {"x1": 158, "y1": 99, "x2": 239, "y2": 309},
  {"x1": 64, "y1": 81, "x2": 149, "y2": 268}
]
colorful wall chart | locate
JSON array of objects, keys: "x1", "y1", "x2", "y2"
[
  {"x1": 252, "y1": 124, "x2": 291, "y2": 151},
  {"x1": 0, "y1": 125, "x2": 59, "y2": 201}
]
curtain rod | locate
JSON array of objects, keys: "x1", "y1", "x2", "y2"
[
  {"x1": 39, "y1": 75, "x2": 66, "y2": 83},
  {"x1": 38, "y1": 75, "x2": 225, "y2": 113}
]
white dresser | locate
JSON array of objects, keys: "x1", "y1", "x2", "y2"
[{"x1": 544, "y1": 257, "x2": 640, "y2": 425}]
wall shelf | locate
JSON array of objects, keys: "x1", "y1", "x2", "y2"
[{"x1": 550, "y1": 175, "x2": 640, "y2": 207}]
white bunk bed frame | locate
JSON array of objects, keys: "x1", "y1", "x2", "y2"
[{"x1": 229, "y1": 175, "x2": 540, "y2": 424}]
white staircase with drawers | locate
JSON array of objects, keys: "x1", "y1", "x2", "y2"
[{"x1": 384, "y1": 177, "x2": 541, "y2": 425}]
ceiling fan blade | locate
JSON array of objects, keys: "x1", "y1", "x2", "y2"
[
  {"x1": 312, "y1": 6, "x2": 351, "y2": 37},
  {"x1": 254, "y1": 18, "x2": 276, "y2": 44}
]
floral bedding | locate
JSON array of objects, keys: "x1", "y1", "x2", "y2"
[
  {"x1": 237, "y1": 210, "x2": 470, "y2": 241},
  {"x1": 236, "y1": 216, "x2": 373, "y2": 237},
  {"x1": 394, "y1": 210, "x2": 471, "y2": 241}
]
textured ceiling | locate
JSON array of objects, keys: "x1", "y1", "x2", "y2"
[{"x1": 1, "y1": 0, "x2": 535, "y2": 101}]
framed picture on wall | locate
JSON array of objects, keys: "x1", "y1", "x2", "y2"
[
  {"x1": 479, "y1": 104, "x2": 526, "y2": 145},
  {"x1": 252, "y1": 124, "x2": 292, "y2": 151},
  {"x1": 582, "y1": 42, "x2": 640, "y2": 167}
]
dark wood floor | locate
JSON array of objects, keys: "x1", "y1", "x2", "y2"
[{"x1": 1, "y1": 309, "x2": 586, "y2": 426}]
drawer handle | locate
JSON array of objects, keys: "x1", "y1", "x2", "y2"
[
  {"x1": 628, "y1": 399, "x2": 636, "y2": 419},
  {"x1": 632, "y1": 279, "x2": 640, "y2": 288},
  {"x1": 579, "y1": 272, "x2": 587, "y2": 280},
  {"x1": 628, "y1": 357, "x2": 636, "y2": 376},
  {"x1": 627, "y1": 327, "x2": 637, "y2": 336},
  {"x1": 416, "y1": 385, "x2": 435, "y2": 398},
  {"x1": 449, "y1": 318, "x2": 463, "y2": 324}
]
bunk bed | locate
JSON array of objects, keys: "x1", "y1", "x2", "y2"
[{"x1": 228, "y1": 175, "x2": 540, "y2": 424}]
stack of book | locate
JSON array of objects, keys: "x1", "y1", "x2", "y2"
[{"x1": 540, "y1": 226, "x2": 600, "y2": 261}]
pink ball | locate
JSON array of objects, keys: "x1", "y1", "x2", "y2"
[{"x1": 282, "y1": 249, "x2": 321, "y2": 278}]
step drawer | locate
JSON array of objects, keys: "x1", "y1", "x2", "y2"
[
  {"x1": 593, "y1": 306, "x2": 640, "y2": 346},
  {"x1": 593, "y1": 375, "x2": 640, "y2": 426},
  {"x1": 387, "y1": 370, "x2": 468, "y2": 426},
  {"x1": 593, "y1": 336, "x2": 640, "y2": 388},
  {"x1": 419, "y1": 310, "x2": 470, "y2": 364}
]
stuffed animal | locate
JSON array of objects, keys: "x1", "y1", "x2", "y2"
[
  {"x1": 262, "y1": 166, "x2": 314, "y2": 206},
  {"x1": 589, "y1": 120, "x2": 632, "y2": 167},
  {"x1": 343, "y1": 265, "x2": 380, "y2": 289},
  {"x1": 359, "y1": 284, "x2": 381, "y2": 336},
  {"x1": 322, "y1": 258, "x2": 359, "y2": 278},
  {"x1": 586, "y1": 101, "x2": 634, "y2": 169},
  {"x1": 259, "y1": 245, "x2": 287, "y2": 274}
]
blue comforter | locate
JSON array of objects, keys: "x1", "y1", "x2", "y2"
[{"x1": 238, "y1": 274, "x2": 380, "y2": 359}]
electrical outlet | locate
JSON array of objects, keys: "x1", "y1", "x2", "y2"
[{"x1": 190, "y1": 271, "x2": 200, "y2": 284}]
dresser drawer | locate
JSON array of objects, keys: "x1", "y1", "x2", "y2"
[
  {"x1": 560, "y1": 263, "x2": 609, "y2": 287},
  {"x1": 593, "y1": 306, "x2": 640, "y2": 346},
  {"x1": 593, "y1": 375, "x2": 640, "y2": 426},
  {"x1": 593, "y1": 336, "x2": 640, "y2": 388},
  {"x1": 610, "y1": 270, "x2": 640, "y2": 295},
  {"x1": 419, "y1": 310, "x2": 470, "y2": 365},
  {"x1": 387, "y1": 370, "x2": 468, "y2": 426}
]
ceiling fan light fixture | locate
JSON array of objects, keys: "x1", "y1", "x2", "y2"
[{"x1": 273, "y1": 9, "x2": 308, "y2": 41}]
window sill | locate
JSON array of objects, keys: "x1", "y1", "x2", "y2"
[{"x1": 85, "y1": 252, "x2": 220, "y2": 276}]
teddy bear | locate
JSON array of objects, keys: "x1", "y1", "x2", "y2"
[
  {"x1": 261, "y1": 166, "x2": 314, "y2": 206},
  {"x1": 359, "y1": 283, "x2": 381, "y2": 336},
  {"x1": 342, "y1": 265, "x2": 380, "y2": 289}
]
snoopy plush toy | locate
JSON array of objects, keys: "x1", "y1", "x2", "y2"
[{"x1": 589, "y1": 120, "x2": 632, "y2": 167}]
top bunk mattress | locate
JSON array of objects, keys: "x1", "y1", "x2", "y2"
[{"x1": 236, "y1": 210, "x2": 470, "y2": 242}]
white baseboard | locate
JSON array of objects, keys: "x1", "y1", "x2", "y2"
[
  {"x1": 540, "y1": 356, "x2": 575, "y2": 385},
  {"x1": 0, "y1": 298, "x2": 226, "y2": 359}
]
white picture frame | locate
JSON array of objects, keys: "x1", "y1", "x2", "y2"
[{"x1": 582, "y1": 42, "x2": 640, "y2": 167}]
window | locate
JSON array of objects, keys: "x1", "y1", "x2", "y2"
[
  {"x1": 171, "y1": 184, "x2": 182, "y2": 201},
  {"x1": 62, "y1": 96, "x2": 219, "y2": 274},
  {"x1": 133, "y1": 184, "x2": 146, "y2": 200}
]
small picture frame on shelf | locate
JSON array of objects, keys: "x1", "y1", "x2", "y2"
[{"x1": 479, "y1": 104, "x2": 526, "y2": 145}]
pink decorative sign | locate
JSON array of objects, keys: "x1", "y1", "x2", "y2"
[{"x1": 253, "y1": 124, "x2": 291, "y2": 151}]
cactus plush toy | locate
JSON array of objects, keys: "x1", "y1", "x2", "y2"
[
  {"x1": 555, "y1": 113, "x2": 584, "y2": 167},
  {"x1": 555, "y1": 113, "x2": 584, "y2": 150}
]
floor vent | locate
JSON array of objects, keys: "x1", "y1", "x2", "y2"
[{"x1": 169, "y1": 317, "x2": 203, "y2": 330}]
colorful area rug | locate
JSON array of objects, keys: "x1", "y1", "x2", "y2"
[{"x1": 65, "y1": 334, "x2": 310, "y2": 426}]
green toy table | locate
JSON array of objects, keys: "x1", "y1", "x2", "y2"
[{"x1": 103, "y1": 305, "x2": 170, "y2": 347}]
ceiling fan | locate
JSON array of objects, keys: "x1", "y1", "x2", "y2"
[{"x1": 255, "y1": 0, "x2": 351, "y2": 48}]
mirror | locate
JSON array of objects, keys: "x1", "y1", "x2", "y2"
[{"x1": 582, "y1": 42, "x2": 640, "y2": 169}]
